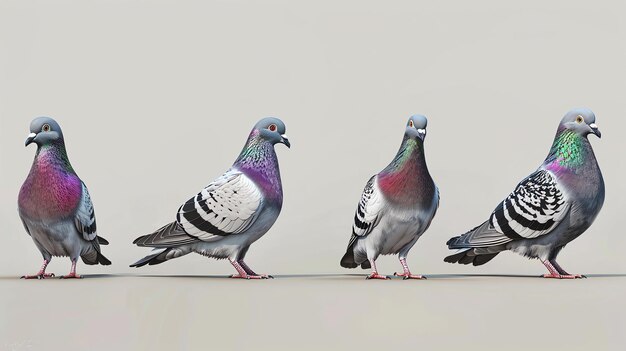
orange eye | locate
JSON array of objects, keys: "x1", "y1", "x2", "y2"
[
  {"x1": 268, "y1": 124, "x2": 277, "y2": 132},
  {"x1": 42, "y1": 124, "x2": 51, "y2": 132},
  {"x1": 409, "y1": 120, "x2": 414, "y2": 128},
  {"x1": 576, "y1": 115, "x2": 583, "y2": 124}
]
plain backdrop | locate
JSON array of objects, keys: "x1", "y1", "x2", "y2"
[{"x1": 1, "y1": 1, "x2": 625, "y2": 350}]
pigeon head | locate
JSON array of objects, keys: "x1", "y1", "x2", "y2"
[
  {"x1": 253, "y1": 117, "x2": 290, "y2": 148},
  {"x1": 405, "y1": 114, "x2": 428, "y2": 141},
  {"x1": 559, "y1": 108, "x2": 601, "y2": 139},
  {"x1": 25, "y1": 117, "x2": 65, "y2": 147}
]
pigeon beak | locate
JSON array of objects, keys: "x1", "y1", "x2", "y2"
[
  {"x1": 280, "y1": 134, "x2": 291, "y2": 148},
  {"x1": 589, "y1": 123, "x2": 601, "y2": 138},
  {"x1": 417, "y1": 129, "x2": 427, "y2": 140},
  {"x1": 25, "y1": 132, "x2": 37, "y2": 147}
]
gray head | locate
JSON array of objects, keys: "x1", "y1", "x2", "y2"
[
  {"x1": 405, "y1": 114, "x2": 428, "y2": 141},
  {"x1": 559, "y1": 108, "x2": 601, "y2": 138},
  {"x1": 25, "y1": 117, "x2": 65, "y2": 147},
  {"x1": 252, "y1": 117, "x2": 290, "y2": 148}
]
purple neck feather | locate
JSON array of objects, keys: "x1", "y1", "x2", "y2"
[
  {"x1": 233, "y1": 130, "x2": 283, "y2": 205},
  {"x1": 18, "y1": 143, "x2": 82, "y2": 220}
]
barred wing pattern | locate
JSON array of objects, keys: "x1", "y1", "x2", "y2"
[
  {"x1": 489, "y1": 169, "x2": 569, "y2": 240},
  {"x1": 74, "y1": 182, "x2": 97, "y2": 241},
  {"x1": 351, "y1": 175, "x2": 384, "y2": 238},
  {"x1": 176, "y1": 169, "x2": 262, "y2": 241}
]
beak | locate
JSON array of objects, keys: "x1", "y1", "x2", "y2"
[
  {"x1": 280, "y1": 134, "x2": 290, "y2": 148},
  {"x1": 589, "y1": 123, "x2": 601, "y2": 138},
  {"x1": 25, "y1": 132, "x2": 36, "y2": 146},
  {"x1": 417, "y1": 128, "x2": 427, "y2": 140}
]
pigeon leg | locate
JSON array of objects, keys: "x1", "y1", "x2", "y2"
[
  {"x1": 229, "y1": 259, "x2": 270, "y2": 280},
  {"x1": 366, "y1": 259, "x2": 389, "y2": 280},
  {"x1": 393, "y1": 257, "x2": 426, "y2": 280},
  {"x1": 541, "y1": 260, "x2": 585, "y2": 279},
  {"x1": 238, "y1": 260, "x2": 273, "y2": 279},
  {"x1": 60, "y1": 260, "x2": 82, "y2": 279},
  {"x1": 21, "y1": 259, "x2": 55, "y2": 279}
]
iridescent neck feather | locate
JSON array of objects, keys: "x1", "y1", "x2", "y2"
[
  {"x1": 378, "y1": 136, "x2": 434, "y2": 205},
  {"x1": 234, "y1": 130, "x2": 283, "y2": 203},
  {"x1": 544, "y1": 129, "x2": 588, "y2": 172}
]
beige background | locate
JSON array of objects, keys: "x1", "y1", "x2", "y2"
[{"x1": 1, "y1": 1, "x2": 625, "y2": 350}]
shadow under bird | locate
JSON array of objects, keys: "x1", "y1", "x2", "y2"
[
  {"x1": 444, "y1": 108, "x2": 604, "y2": 278},
  {"x1": 18, "y1": 117, "x2": 111, "y2": 279},
  {"x1": 130, "y1": 118, "x2": 290, "y2": 279},
  {"x1": 341, "y1": 115, "x2": 439, "y2": 279}
]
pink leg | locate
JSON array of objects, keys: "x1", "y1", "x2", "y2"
[
  {"x1": 60, "y1": 260, "x2": 82, "y2": 279},
  {"x1": 238, "y1": 260, "x2": 273, "y2": 279},
  {"x1": 393, "y1": 257, "x2": 426, "y2": 280},
  {"x1": 21, "y1": 259, "x2": 55, "y2": 279},
  {"x1": 542, "y1": 260, "x2": 585, "y2": 279},
  {"x1": 229, "y1": 259, "x2": 271, "y2": 280},
  {"x1": 366, "y1": 259, "x2": 389, "y2": 280}
]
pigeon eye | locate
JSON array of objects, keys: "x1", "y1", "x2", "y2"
[
  {"x1": 576, "y1": 115, "x2": 583, "y2": 124},
  {"x1": 268, "y1": 124, "x2": 277, "y2": 132},
  {"x1": 42, "y1": 124, "x2": 51, "y2": 132},
  {"x1": 409, "y1": 120, "x2": 414, "y2": 128}
]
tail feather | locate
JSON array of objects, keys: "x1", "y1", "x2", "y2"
[
  {"x1": 133, "y1": 222, "x2": 197, "y2": 248},
  {"x1": 444, "y1": 248, "x2": 499, "y2": 266},
  {"x1": 340, "y1": 235, "x2": 360, "y2": 269},
  {"x1": 97, "y1": 236, "x2": 109, "y2": 245},
  {"x1": 130, "y1": 249, "x2": 171, "y2": 268},
  {"x1": 97, "y1": 252, "x2": 112, "y2": 265}
]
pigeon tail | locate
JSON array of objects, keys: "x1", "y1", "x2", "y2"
[
  {"x1": 130, "y1": 248, "x2": 172, "y2": 268},
  {"x1": 340, "y1": 235, "x2": 360, "y2": 269},
  {"x1": 133, "y1": 222, "x2": 197, "y2": 248},
  {"x1": 96, "y1": 251, "x2": 111, "y2": 265},
  {"x1": 444, "y1": 248, "x2": 501, "y2": 266}
]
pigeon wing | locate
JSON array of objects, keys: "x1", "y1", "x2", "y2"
[
  {"x1": 490, "y1": 169, "x2": 570, "y2": 240},
  {"x1": 74, "y1": 182, "x2": 98, "y2": 242},
  {"x1": 176, "y1": 169, "x2": 263, "y2": 242},
  {"x1": 351, "y1": 175, "x2": 385, "y2": 239}
]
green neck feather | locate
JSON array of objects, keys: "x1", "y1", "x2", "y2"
[{"x1": 547, "y1": 130, "x2": 585, "y2": 168}]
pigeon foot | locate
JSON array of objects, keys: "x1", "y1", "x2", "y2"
[
  {"x1": 21, "y1": 273, "x2": 55, "y2": 279},
  {"x1": 542, "y1": 273, "x2": 586, "y2": 279},
  {"x1": 393, "y1": 272, "x2": 427, "y2": 280},
  {"x1": 230, "y1": 274, "x2": 273, "y2": 280},
  {"x1": 60, "y1": 273, "x2": 82, "y2": 279},
  {"x1": 366, "y1": 273, "x2": 390, "y2": 280}
]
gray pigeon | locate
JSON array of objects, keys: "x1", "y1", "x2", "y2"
[
  {"x1": 341, "y1": 115, "x2": 439, "y2": 279},
  {"x1": 18, "y1": 117, "x2": 111, "y2": 279},
  {"x1": 131, "y1": 117, "x2": 290, "y2": 279},
  {"x1": 445, "y1": 108, "x2": 604, "y2": 278}
]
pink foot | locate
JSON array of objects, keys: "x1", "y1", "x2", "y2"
[
  {"x1": 394, "y1": 272, "x2": 427, "y2": 280},
  {"x1": 230, "y1": 273, "x2": 273, "y2": 280},
  {"x1": 366, "y1": 273, "x2": 390, "y2": 280},
  {"x1": 60, "y1": 273, "x2": 82, "y2": 279},
  {"x1": 21, "y1": 273, "x2": 55, "y2": 280},
  {"x1": 542, "y1": 273, "x2": 586, "y2": 279}
]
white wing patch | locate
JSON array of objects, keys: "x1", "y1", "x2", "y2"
[{"x1": 176, "y1": 170, "x2": 263, "y2": 241}]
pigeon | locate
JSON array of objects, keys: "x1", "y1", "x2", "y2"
[
  {"x1": 130, "y1": 117, "x2": 290, "y2": 279},
  {"x1": 340, "y1": 115, "x2": 439, "y2": 280},
  {"x1": 18, "y1": 117, "x2": 111, "y2": 279},
  {"x1": 444, "y1": 108, "x2": 604, "y2": 279}
]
